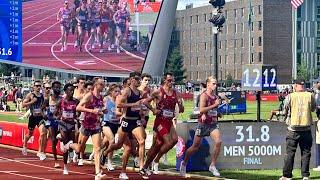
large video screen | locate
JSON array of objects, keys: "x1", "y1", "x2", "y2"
[{"x1": 0, "y1": 0, "x2": 162, "y2": 76}]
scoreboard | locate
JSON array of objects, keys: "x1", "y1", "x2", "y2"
[{"x1": 0, "y1": 0, "x2": 22, "y2": 62}]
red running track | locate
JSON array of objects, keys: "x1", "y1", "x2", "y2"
[
  {"x1": 22, "y1": 0, "x2": 145, "y2": 75},
  {"x1": 0, "y1": 145, "x2": 198, "y2": 180}
]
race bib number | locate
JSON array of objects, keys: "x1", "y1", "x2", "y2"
[
  {"x1": 162, "y1": 109, "x2": 174, "y2": 118},
  {"x1": 136, "y1": 120, "x2": 142, "y2": 126},
  {"x1": 207, "y1": 110, "x2": 217, "y2": 117},
  {"x1": 49, "y1": 106, "x2": 56, "y2": 113},
  {"x1": 62, "y1": 14, "x2": 69, "y2": 19},
  {"x1": 62, "y1": 111, "x2": 74, "y2": 119},
  {"x1": 45, "y1": 120, "x2": 51, "y2": 126},
  {"x1": 121, "y1": 121, "x2": 128, "y2": 127},
  {"x1": 33, "y1": 108, "x2": 41, "y2": 115},
  {"x1": 195, "y1": 128, "x2": 201, "y2": 136},
  {"x1": 78, "y1": 15, "x2": 86, "y2": 20},
  {"x1": 101, "y1": 19, "x2": 109, "y2": 23}
]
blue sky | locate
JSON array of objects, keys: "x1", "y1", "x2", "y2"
[{"x1": 177, "y1": 0, "x2": 235, "y2": 10}]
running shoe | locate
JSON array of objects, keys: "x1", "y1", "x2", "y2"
[
  {"x1": 39, "y1": 153, "x2": 46, "y2": 161},
  {"x1": 279, "y1": 177, "x2": 292, "y2": 180},
  {"x1": 119, "y1": 172, "x2": 129, "y2": 180},
  {"x1": 78, "y1": 158, "x2": 84, "y2": 166},
  {"x1": 179, "y1": 161, "x2": 186, "y2": 177},
  {"x1": 116, "y1": 48, "x2": 120, "y2": 54},
  {"x1": 89, "y1": 152, "x2": 94, "y2": 161},
  {"x1": 72, "y1": 151, "x2": 78, "y2": 163},
  {"x1": 22, "y1": 147, "x2": 27, "y2": 156},
  {"x1": 108, "y1": 46, "x2": 112, "y2": 51},
  {"x1": 99, "y1": 49, "x2": 104, "y2": 53},
  {"x1": 106, "y1": 162, "x2": 114, "y2": 171},
  {"x1": 60, "y1": 47, "x2": 64, "y2": 52},
  {"x1": 152, "y1": 162, "x2": 159, "y2": 175},
  {"x1": 139, "y1": 168, "x2": 149, "y2": 179},
  {"x1": 56, "y1": 133, "x2": 61, "y2": 140},
  {"x1": 95, "y1": 172, "x2": 106, "y2": 180},
  {"x1": 54, "y1": 163, "x2": 60, "y2": 168},
  {"x1": 209, "y1": 165, "x2": 220, "y2": 177},
  {"x1": 134, "y1": 157, "x2": 139, "y2": 168},
  {"x1": 60, "y1": 142, "x2": 67, "y2": 153},
  {"x1": 63, "y1": 166, "x2": 68, "y2": 175}
]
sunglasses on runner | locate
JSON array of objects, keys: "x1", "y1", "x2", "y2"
[{"x1": 167, "y1": 79, "x2": 174, "y2": 83}]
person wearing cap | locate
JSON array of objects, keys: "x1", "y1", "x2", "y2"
[
  {"x1": 279, "y1": 79, "x2": 316, "y2": 180},
  {"x1": 57, "y1": 0, "x2": 72, "y2": 52}
]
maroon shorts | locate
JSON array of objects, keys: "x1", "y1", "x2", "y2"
[{"x1": 153, "y1": 116, "x2": 173, "y2": 142}]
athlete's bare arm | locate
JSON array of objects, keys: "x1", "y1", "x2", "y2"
[
  {"x1": 76, "y1": 92, "x2": 99, "y2": 114},
  {"x1": 55, "y1": 99, "x2": 62, "y2": 120},
  {"x1": 22, "y1": 93, "x2": 37, "y2": 108}
]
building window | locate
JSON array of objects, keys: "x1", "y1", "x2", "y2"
[
  {"x1": 251, "y1": 22, "x2": 254, "y2": 31},
  {"x1": 196, "y1": 57, "x2": 199, "y2": 66},
  {"x1": 317, "y1": 38, "x2": 320, "y2": 49},
  {"x1": 241, "y1": 8, "x2": 244, "y2": 17},
  {"x1": 297, "y1": 53, "x2": 301, "y2": 64},
  {"x1": 225, "y1": 40, "x2": 228, "y2": 49},
  {"x1": 219, "y1": 41, "x2": 222, "y2": 49},
  {"x1": 234, "y1": 39, "x2": 237, "y2": 48},
  {"x1": 297, "y1": 22, "x2": 301, "y2": 34},
  {"x1": 197, "y1": 71, "x2": 199, "y2": 80},
  {"x1": 251, "y1": 37, "x2": 254, "y2": 46},
  {"x1": 258, "y1": 5, "x2": 262, "y2": 14},
  {"x1": 225, "y1": 55, "x2": 228, "y2": 64},
  {"x1": 317, "y1": 22, "x2": 320, "y2": 35},
  {"x1": 196, "y1": 15, "x2": 199, "y2": 23},
  {"x1": 190, "y1": 16, "x2": 193, "y2": 24},
  {"x1": 234, "y1": 9, "x2": 237, "y2": 18},
  {"x1": 251, "y1": 53, "x2": 254, "y2": 63},
  {"x1": 297, "y1": 38, "x2": 301, "y2": 50},
  {"x1": 317, "y1": 54, "x2": 320, "y2": 65},
  {"x1": 204, "y1": 14, "x2": 207, "y2": 22},
  {"x1": 241, "y1": 53, "x2": 243, "y2": 64},
  {"x1": 317, "y1": 6, "x2": 320, "y2": 18},
  {"x1": 241, "y1": 23, "x2": 244, "y2": 32},
  {"x1": 234, "y1": 24, "x2": 237, "y2": 33},
  {"x1": 258, "y1": 37, "x2": 262, "y2": 46},
  {"x1": 197, "y1": 43, "x2": 199, "y2": 52},
  {"x1": 297, "y1": 6, "x2": 301, "y2": 18},
  {"x1": 258, "y1": 52, "x2": 262, "y2": 62},
  {"x1": 205, "y1": 42, "x2": 207, "y2": 51},
  {"x1": 225, "y1": 10, "x2": 228, "y2": 19},
  {"x1": 258, "y1": 21, "x2": 262, "y2": 30},
  {"x1": 241, "y1": 39, "x2": 244, "y2": 47},
  {"x1": 219, "y1": 55, "x2": 222, "y2": 64}
]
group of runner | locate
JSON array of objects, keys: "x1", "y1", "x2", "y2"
[
  {"x1": 56, "y1": 0, "x2": 130, "y2": 53},
  {"x1": 20, "y1": 72, "x2": 194, "y2": 180}
]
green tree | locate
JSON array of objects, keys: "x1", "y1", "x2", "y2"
[
  {"x1": 0, "y1": 63, "x2": 20, "y2": 76},
  {"x1": 164, "y1": 47, "x2": 186, "y2": 84},
  {"x1": 297, "y1": 62, "x2": 309, "y2": 81}
]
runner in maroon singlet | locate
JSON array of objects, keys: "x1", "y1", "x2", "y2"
[
  {"x1": 55, "y1": 83, "x2": 80, "y2": 175},
  {"x1": 76, "y1": 77, "x2": 106, "y2": 179},
  {"x1": 180, "y1": 76, "x2": 222, "y2": 177}
]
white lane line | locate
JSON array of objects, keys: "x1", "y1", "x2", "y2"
[
  {"x1": 120, "y1": 46, "x2": 144, "y2": 61},
  {"x1": 84, "y1": 38, "x2": 133, "y2": 72},
  {"x1": 23, "y1": 7, "x2": 59, "y2": 21},
  {"x1": 0, "y1": 156, "x2": 94, "y2": 177},
  {"x1": 23, "y1": 2, "x2": 60, "y2": 15},
  {"x1": 51, "y1": 37, "x2": 84, "y2": 72},
  {"x1": 1, "y1": 171, "x2": 51, "y2": 180},
  {"x1": 0, "y1": 171, "x2": 19, "y2": 172},
  {"x1": 23, "y1": 1, "x2": 52, "y2": 10},
  {"x1": 23, "y1": 13, "x2": 57, "y2": 30},
  {"x1": 23, "y1": 21, "x2": 59, "y2": 44}
]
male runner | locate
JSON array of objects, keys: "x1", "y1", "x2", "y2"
[
  {"x1": 22, "y1": 81, "x2": 48, "y2": 161},
  {"x1": 141, "y1": 73, "x2": 184, "y2": 176},
  {"x1": 180, "y1": 76, "x2": 222, "y2": 177},
  {"x1": 77, "y1": 77, "x2": 106, "y2": 179}
]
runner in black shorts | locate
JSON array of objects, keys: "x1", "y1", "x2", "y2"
[
  {"x1": 22, "y1": 81, "x2": 47, "y2": 161},
  {"x1": 55, "y1": 83, "x2": 80, "y2": 175},
  {"x1": 100, "y1": 84, "x2": 121, "y2": 171},
  {"x1": 101, "y1": 72, "x2": 154, "y2": 180},
  {"x1": 75, "y1": 0, "x2": 89, "y2": 51}
]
